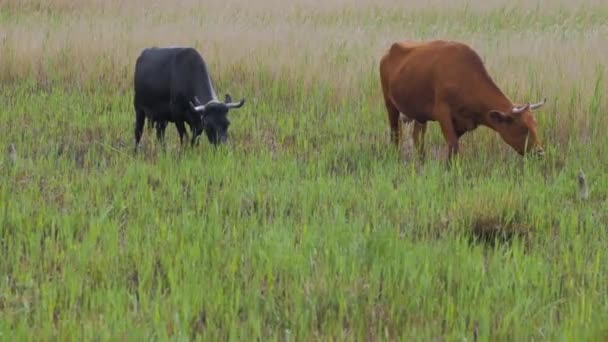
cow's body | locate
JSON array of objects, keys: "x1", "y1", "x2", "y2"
[
  {"x1": 380, "y1": 40, "x2": 546, "y2": 159},
  {"x1": 133, "y1": 47, "x2": 244, "y2": 149}
]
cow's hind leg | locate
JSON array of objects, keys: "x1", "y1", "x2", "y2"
[
  {"x1": 384, "y1": 98, "x2": 401, "y2": 146},
  {"x1": 134, "y1": 108, "x2": 146, "y2": 152}
]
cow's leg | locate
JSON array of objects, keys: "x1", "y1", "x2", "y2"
[
  {"x1": 175, "y1": 121, "x2": 188, "y2": 147},
  {"x1": 434, "y1": 103, "x2": 459, "y2": 160},
  {"x1": 412, "y1": 121, "x2": 427, "y2": 161},
  {"x1": 155, "y1": 121, "x2": 167, "y2": 141},
  {"x1": 155, "y1": 121, "x2": 168, "y2": 148},
  {"x1": 134, "y1": 108, "x2": 146, "y2": 152},
  {"x1": 384, "y1": 98, "x2": 401, "y2": 146},
  {"x1": 170, "y1": 101, "x2": 190, "y2": 148},
  {"x1": 188, "y1": 124, "x2": 199, "y2": 147}
]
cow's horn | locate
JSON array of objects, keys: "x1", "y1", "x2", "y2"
[
  {"x1": 226, "y1": 99, "x2": 245, "y2": 109},
  {"x1": 530, "y1": 98, "x2": 547, "y2": 110},
  {"x1": 190, "y1": 101, "x2": 206, "y2": 112},
  {"x1": 511, "y1": 103, "x2": 530, "y2": 114}
]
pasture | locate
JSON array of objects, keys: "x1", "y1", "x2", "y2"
[{"x1": 1, "y1": 0, "x2": 607, "y2": 339}]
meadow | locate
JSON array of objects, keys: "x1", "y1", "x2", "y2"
[{"x1": 1, "y1": 0, "x2": 607, "y2": 339}]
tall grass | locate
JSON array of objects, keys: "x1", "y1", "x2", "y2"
[{"x1": 1, "y1": 0, "x2": 607, "y2": 339}]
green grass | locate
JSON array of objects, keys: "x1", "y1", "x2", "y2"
[{"x1": 1, "y1": 0, "x2": 608, "y2": 340}]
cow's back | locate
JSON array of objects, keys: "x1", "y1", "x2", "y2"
[
  {"x1": 133, "y1": 47, "x2": 183, "y2": 107},
  {"x1": 168, "y1": 48, "x2": 216, "y2": 106},
  {"x1": 380, "y1": 42, "x2": 440, "y2": 119},
  {"x1": 380, "y1": 40, "x2": 498, "y2": 122},
  {"x1": 134, "y1": 47, "x2": 209, "y2": 109}
]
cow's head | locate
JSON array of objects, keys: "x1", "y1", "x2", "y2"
[
  {"x1": 189, "y1": 94, "x2": 245, "y2": 145},
  {"x1": 487, "y1": 98, "x2": 546, "y2": 157}
]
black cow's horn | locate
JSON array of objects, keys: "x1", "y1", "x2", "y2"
[
  {"x1": 226, "y1": 99, "x2": 245, "y2": 109},
  {"x1": 191, "y1": 98, "x2": 223, "y2": 112},
  {"x1": 190, "y1": 101, "x2": 206, "y2": 112}
]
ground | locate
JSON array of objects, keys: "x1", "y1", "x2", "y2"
[{"x1": 1, "y1": 0, "x2": 607, "y2": 340}]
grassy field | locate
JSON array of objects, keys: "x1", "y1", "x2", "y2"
[{"x1": 1, "y1": 0, "x2": 608, "y2": 340}]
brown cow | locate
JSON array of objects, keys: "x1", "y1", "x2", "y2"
[{"x1": 380, "y1": 40, "x2": 546, "y2": 160}]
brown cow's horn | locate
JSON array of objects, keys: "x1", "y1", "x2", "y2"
[
  {"x1": 511, "y1": 103, "x2": 530, "y2": 114},
  {"x1": 530, "y1": 98, "x2": 547, "y2": 110}
]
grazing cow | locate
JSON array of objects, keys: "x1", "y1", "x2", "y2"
[
  {"x1": 133, "y1": 47, "x2": 245, "y2": 150},
  {"x1": 379, "y1": 40, "x2": 546, "y2": 160}
]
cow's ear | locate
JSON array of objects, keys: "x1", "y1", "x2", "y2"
[
  {"x1": 224, "y1": 94, "x2": 232, "y2": 103},
  {"x1": 488, "y1": 110, "x2": 513, "y2": 124}
]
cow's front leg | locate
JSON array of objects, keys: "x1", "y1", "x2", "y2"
[
  {"x1": 434, "y1": 103, "x2": 459, "y2": 161},
  {"x1": 190, "y1": 127, "x2": 199, "y2": 147},
  {"x1": 175, "y1": 121, "x2": 188, "y2": 147},
  {"x1": 155, "y1": 121, "x2": 168, "y2": 148},
  {"x1": 412, "y1": 121, "x2": 427, "y2": 161}
]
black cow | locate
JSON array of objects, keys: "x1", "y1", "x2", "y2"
[{"x1": 133, "y1": 47, "x2": 245, "y2": 150}]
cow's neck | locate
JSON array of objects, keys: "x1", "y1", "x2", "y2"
[
  {"x1": 477, "y1": 87, "x2": 514, "y2": 128},
  {"x1": 196, "y1": 70, "x2": 219, "y2": 104}
]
